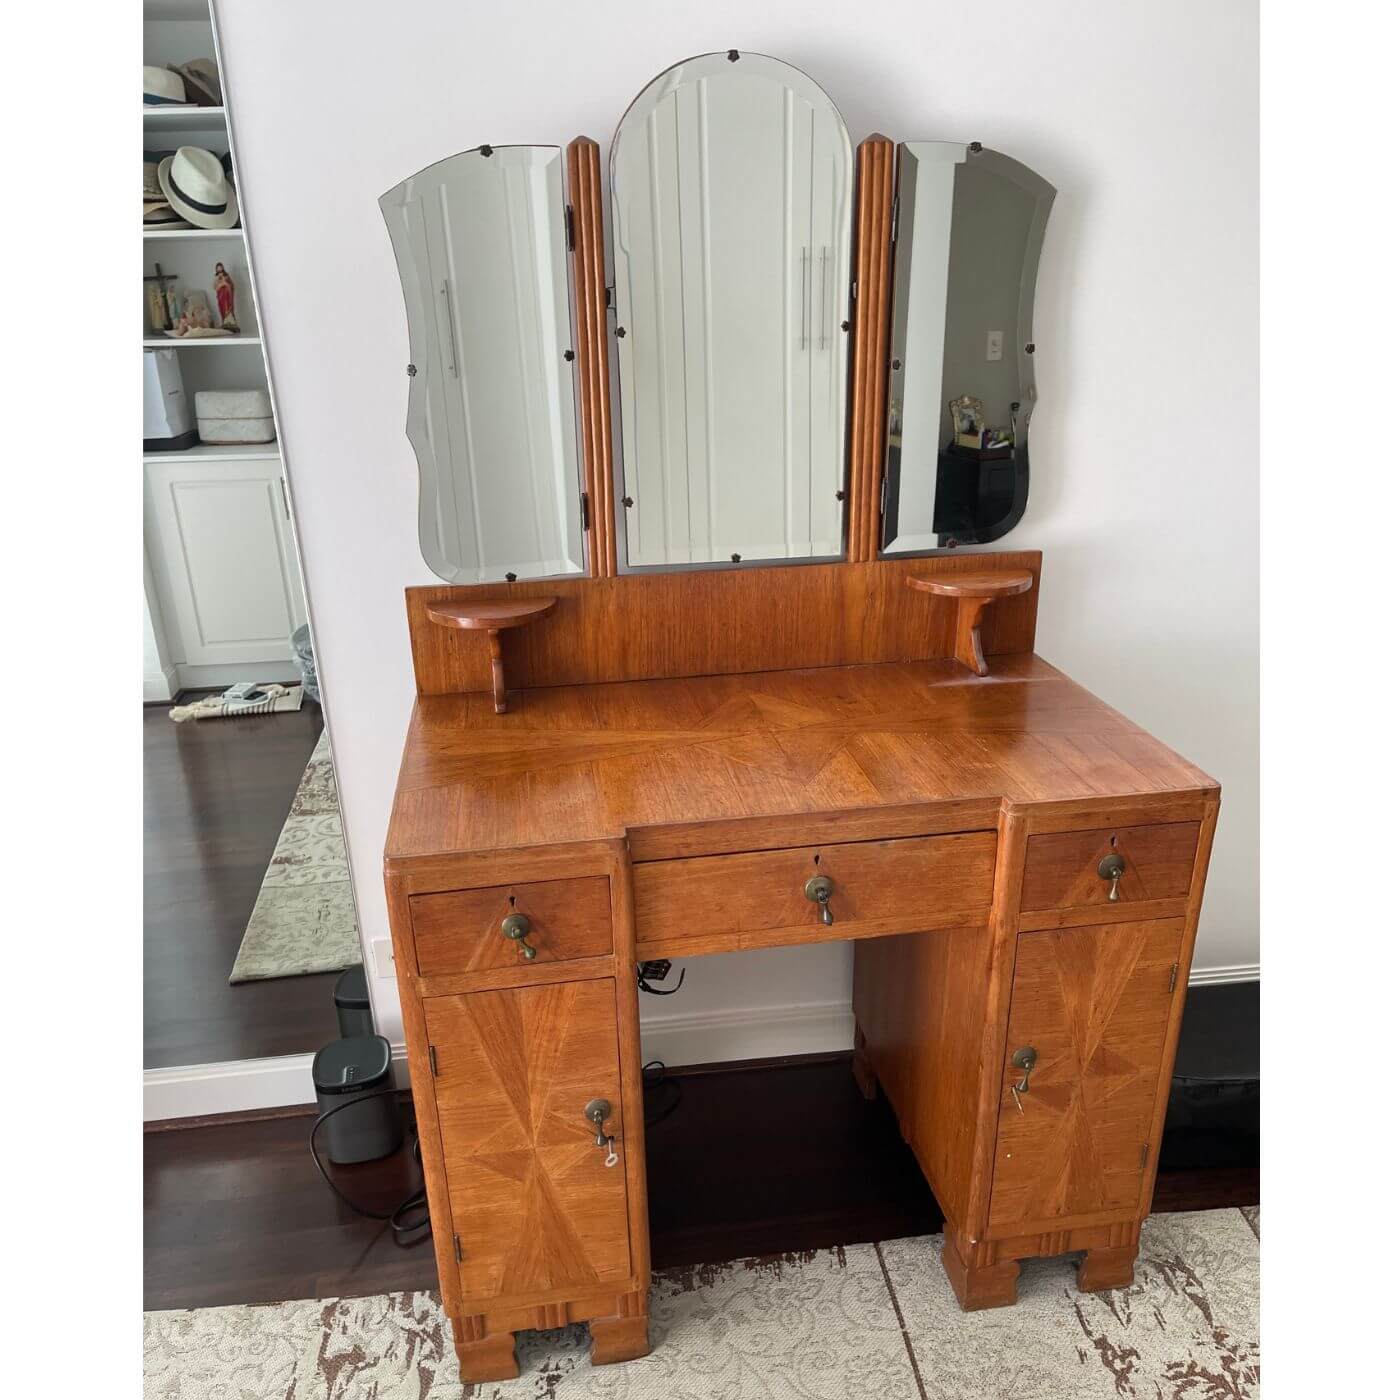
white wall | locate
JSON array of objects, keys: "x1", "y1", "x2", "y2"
[{"x1": 214, "y1": 0, "x2": 1259, "y2": 1053}]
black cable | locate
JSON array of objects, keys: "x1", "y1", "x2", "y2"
[
  {"x1": 642, "y1": 1058, "x2": 682, "y2": 1129},
  {"x1": 309, "y1": 1088, "x2": 431, "y2": 1244}
]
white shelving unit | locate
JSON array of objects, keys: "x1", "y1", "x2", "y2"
[{"x1": 142, "y1": 0, "x2": 306, "y2": 699}]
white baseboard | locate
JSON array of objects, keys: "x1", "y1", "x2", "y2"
[
  {"x1": 144, "y1": 970, "x2": 1257, "y2": 1120},
  {"x1": 1188, "y1": 962, "x2": 1259, "y2": 986},
  {"x1": 144, "y1": 1046, "x2": 410, "y2": 1122},
  {"x1": 175, "y1": 660, "x2": 303, "y2": 691},
  {"x1": 144, "y1": 661, "x2": 178, "y2": 703},
  {"x1": 639, "y1": 1000, "x2": 855, "y2": 1067}
]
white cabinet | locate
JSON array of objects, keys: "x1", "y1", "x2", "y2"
[{"x1": 144, "y1": 456, "x2": 306, "y2": 676}]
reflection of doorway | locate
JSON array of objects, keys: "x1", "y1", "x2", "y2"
[{"x1": 143, "y1": 698, "x2": 359, "y2": 1067}]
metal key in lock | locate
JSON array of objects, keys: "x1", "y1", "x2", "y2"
[
  {"x1": 1010, "y1": 1046, "x2": 1037, "y2": 1113},
  {"x1": 584, "y1": 1098, "x2": 618, "y2": 1167},
  {"x1": 804, "y1": 873, "x2": 836, "y2": 926},
  {"x1": 1098, "y1": 852, "x2": 1126, "y2": 902}
]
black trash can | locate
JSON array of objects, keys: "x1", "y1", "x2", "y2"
[
  {"x1": 334, "y1": 965, "x2": 374, "y2": 1038},
  {"x1": 312, "y1": 1034, "x2": 403, "y2": 1164}
]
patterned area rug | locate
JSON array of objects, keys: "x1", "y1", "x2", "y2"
[
  {"x1": 143, "y1": 1209, "x2": 1258, "y2": 1399},
  {"x1": 229, "y1": 732, "x2": 362, "y2": 982}
]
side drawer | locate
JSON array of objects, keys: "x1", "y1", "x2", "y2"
[
  {"x1": 1021, "y1": 822, "x2": 1198, "y2": 913},
  {"x1": 410, "y1": 876, "x2": 612, "y2": 977},
  {"x1": 634, "y1": 831, "x2": 997, "y2": 957}
]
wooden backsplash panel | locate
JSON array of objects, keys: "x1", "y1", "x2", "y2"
[{"x1": 406, "y1": 552, "x2": 1042, "y2": 696}]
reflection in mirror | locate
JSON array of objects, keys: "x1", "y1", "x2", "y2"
[
  {"x1": 882, "y1": 143, "x2": 1054, "y2": 554},
  {"x1": 611, "y1": 52, "x2": 853, "y2": 567},
  {"x1": 381, "y1": 146, "x2": 585, "y2": 583}
]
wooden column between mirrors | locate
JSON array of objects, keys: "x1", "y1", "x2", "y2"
[
  {"x1": 567, "y1": 137, "x2": 618, "y2": 578},
  {"x1": 424, "y1": 598, "x2": 557, "y2": 712},
  {"x1": 847, "y1": 135, "x2": 896, "y2": 564},
  {"x1": 907, "y1": 570, "x2": 1033, "y2": 677}
]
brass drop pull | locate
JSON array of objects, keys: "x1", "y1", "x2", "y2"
[
  {"x1": 804, "y1": 873, "x2": 836, "y2": 926},
  {"x1": 1098, "y1": 852, "x2": 1126, "y2": 902},
  {"x1": 500, "y1": 912, "x2": 537, "y2": 959},
  {"x1": 1010, "y1": 1046, "x2": 1037, "y2": 1113},
  {"x1": 584, "y1": 1098, "x2": 618, "y2": 1168}
]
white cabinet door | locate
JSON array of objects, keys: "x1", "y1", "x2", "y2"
[{"x1": 144, "y1": 457, "x2": 305, "y2": 668}]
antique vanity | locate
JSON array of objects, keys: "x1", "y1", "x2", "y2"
[{"x1": 380, "y1": 52, "x2": 1218, "y2": 1383}]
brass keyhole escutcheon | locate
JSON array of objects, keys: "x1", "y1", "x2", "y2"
[
  {"x1": 500, "y1": 911, "x2": 538, "y2": 959},
  {"x1": 804, "y1": 873, "x2": 836, "y2": 926},
  {"x1": 1097, "y1": 852, "x2": 1126, "y2": 902}
]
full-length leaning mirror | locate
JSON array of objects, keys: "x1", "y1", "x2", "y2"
[
  {"x1": 881, "y1": 142, "x2": 1055, "y2": 553},
  {"x1": 610, "y1": 52, "x2": 853, "y2": 567},
  {"x1": 381, "y1": 145, "x2": 586, "y2": 583}
]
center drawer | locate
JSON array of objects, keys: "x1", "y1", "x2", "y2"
[
  {"x1": 634, "y1": 831, "x2": 997, "y2": 957},
  {"x1": 410, "y1": 875, "x2": 612, "y2": 976}
]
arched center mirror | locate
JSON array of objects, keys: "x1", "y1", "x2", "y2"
[{"x1": 610, "y1": 52, "x2": 853, "y2": 567}]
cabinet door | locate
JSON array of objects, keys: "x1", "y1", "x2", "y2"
[
  {"x1": 144, "y1": 458, "x2": 303, "y2": 667},
  {"x1": 424, "y1": 978, "x2": 631, "y2": 1307},
  {"x1": 988, "y1": 918, "x2": 1182, "y2": 1232}
]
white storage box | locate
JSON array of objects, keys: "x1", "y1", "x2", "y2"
[{"x1": 194, "y1": 389, "x2": 276, "y2": 445}]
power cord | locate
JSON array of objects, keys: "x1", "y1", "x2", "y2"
[
  {"x1": 309, "y1": 1088, "x2": 431, "y2": 1244},
  {"x1": 643, "y1": 1058, "x2": 682, "y2": 1128}
]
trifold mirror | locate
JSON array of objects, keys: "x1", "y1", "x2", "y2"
[{"x1": 380, "y1": 54, "x2": 1054, "y2": 582}]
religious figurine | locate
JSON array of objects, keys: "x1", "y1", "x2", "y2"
[
  {"x1": 168, "y1": 289, "x2": 218, "y2": 337},
  {"x1": 213, "y1": 261, "x2": 239, "y2": 332}
]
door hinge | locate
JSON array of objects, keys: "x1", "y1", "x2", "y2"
[
  {"x1": 428, "y1": 1045, "x2": 438, "y2": 1077},
  {"x1": 890, "y1": 193, "x2": 899, "y2": 243},
  {"x1": 878, "y1": 474, "x2": 889, "y2": 519},
  {"x1": 1168, "y1": 962, "x2": 1179, "y2": 993},
  {"x1": 453, "y1": 1232, "x2": 463, "y2": 1263},
  {"x1": 564, "y1": 203, "x2": 575, "y2": 252},
  {"x1": 1140, "y1": 1143, "x2": 1149, "y2": 1170},
  {"x1": 580, "y1": 490, "x2": 591, "y2": 531}
]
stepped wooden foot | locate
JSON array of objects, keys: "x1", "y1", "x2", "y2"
[
  {"x1": 1078, "y1": 1244, "x2": 1139, "y2": 1293},
  {"x1": 941, "y1": 1236, "x2": 1020, "y2": 1311},
  {"x1": 589, "y1": 1310, "x2": 651, "y2": 1365},
  {"x1": 851, "y1": 1025, "x2": 877, "y2": 1101},
  {"x1": 452, "y1": 1325, "x2": 518, "y2": 1383}
]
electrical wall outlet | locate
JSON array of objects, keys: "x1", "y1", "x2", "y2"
[
  {"x1": 986, "y1": 330, "x2": 1004, "y2": 361},
  {"x1": 371, "y1": 938, "x2": 396, "y2": 978}
]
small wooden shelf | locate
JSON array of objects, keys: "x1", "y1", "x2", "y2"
[
  {"x1": 907, "y1": 569, "x2": 1033, "y2": 677},
  {"x1": 426, "y1": 598, "x2": 558, "y2": 713}
]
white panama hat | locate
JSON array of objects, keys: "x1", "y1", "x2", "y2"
[
  {"x1": 143, "y1": 66, "x2": 187, "y2": 106},
  {"x1": 158, "y1": 146, "x2": 239, "y2": 230}
]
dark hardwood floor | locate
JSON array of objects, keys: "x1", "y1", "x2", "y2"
[
  {"x1": 144, "y1": 1051, "x2": 1258, "y2": 1312},
  {"x1": 144, "y1": 698, "x2": 345, "y2": 1067}
]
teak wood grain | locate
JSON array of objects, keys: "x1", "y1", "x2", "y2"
[
  {"x1": 425, "y1": 979, "x2": 632, "y2": 1309},
  {"x1": 387, "y1": 650, "x2": 1216, "y2": 863},
  {"x1": 410, "y1": 875, "x2": 612, "y2": 977},
  {"x1": 847, "y1": 136, "x2": 896, "y2": 562},
  {"x1": 987, "y1": 918, "x2": 1183, "y2": 1233},
  {"x1": 1021, "y1": 822, "x2": 1199, "y2": 911},
  {"x1": 566, "y1": 137, "x2": 617, "y2": 577},
  {"x1": 404, "y1": 552, "x2": 1042, "y2": 698},
  {"x1": 634, "y1": 832, "x2": 995, "y2": 958}
]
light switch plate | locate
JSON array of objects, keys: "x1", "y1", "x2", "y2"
[
  {"x1": 371, "y1": 938, "x2": 396, "y2": 978},
  {"x1": 986, "y1": 330, "x2": 1004, "y2": 361}
]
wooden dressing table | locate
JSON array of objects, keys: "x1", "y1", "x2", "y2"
[
  {"x1": 378, "y1": 49, "x2": 1217, "y2": 1383},
  {"x1": 383, "y1": 554, "x2": 1218, "y2": 1381}
]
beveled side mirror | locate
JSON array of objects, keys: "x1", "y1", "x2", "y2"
[
  {"x1": 381, "y1": 145, "x2": 586, "y2": 583},
  {"x1": 881, "y1": 142, "x2": 1055, "y2": 554}
]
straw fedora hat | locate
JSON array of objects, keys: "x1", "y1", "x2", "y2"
[
  {"x1": 169, "y1": 59, "x2": 222, "y2": 107},
  {"x1": 143, "y1": 66, "x2": 187, "y2": 106},
  {"x1": 158, "y1": 146, "x2": 239, "y2": 230}
]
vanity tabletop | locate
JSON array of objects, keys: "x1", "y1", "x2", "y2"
[{"x1": 386, "y1": 652, "x2": 1217, "y2": 864}]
